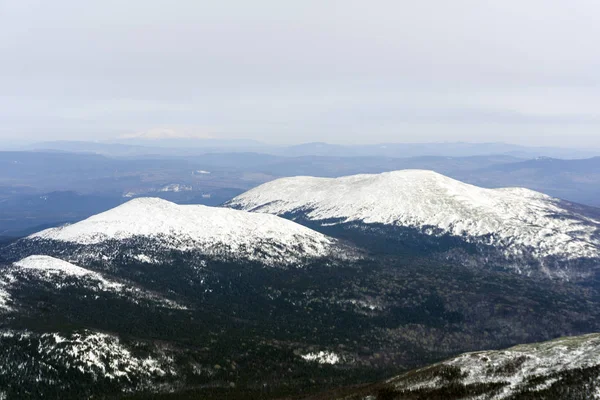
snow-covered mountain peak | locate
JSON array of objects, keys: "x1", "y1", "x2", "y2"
[
  {"x1": 14, "y1": 255, "x2": 103, "y2": 277},
  {"x1": 229, "y1": 169, "x2": 553, "y2": 215},
  {"x1": 227, "y1": 170, "x2": 600, "y2": 264},
  {"x1": 27, "y1": 198, "x2": 340, "y2": 264}
]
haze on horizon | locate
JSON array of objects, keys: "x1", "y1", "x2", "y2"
[{"x1": 1, "y1": 0, "x2": 600, "y2": 148}]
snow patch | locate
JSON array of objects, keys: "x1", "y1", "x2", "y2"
[
  {"x1": 160, "y1": 184, "x2": 192, "y2": 193},
  {"x1": 0, "y1": 329, "x2": 177, "y2": 384},
  {"x1": 132, "y1": 254, "x2": 157, "y2": 264},
  {"x1": 0, "y1": 287, "x2": 11, "y2": 312},
  {"x1": 14, "y1": 255, "x2": 124, "y2": 291},
  {"x1": 301, "y1": 351, "x2": 340, "y2": 364}
]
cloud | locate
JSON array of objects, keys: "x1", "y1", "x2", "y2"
[
  {"x1": 1, "y1": 0, "x2": 599, "y2": 147},
  {"x1": 120, "y1": 127, "x2": 214, "y2": 140}
]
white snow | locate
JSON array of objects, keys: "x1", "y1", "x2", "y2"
[
  {"x1": 160, "y1": 184, "x2": 192, "y2": 192},
  {"x1": 391, "y1": 333, "x2": 600, "y2": 398},
  {"x1": 2, "y1": 255, "x2": 185, "y2": 310},
  {"x1": 16, "y1": 255, "x2": 105, "y2": 277},
  {"x1": 0, "y1": 329, "x2": 177, "y2": 382},
  {"x1": 132, "y1": 254, "x2": 157, "y2": 264},
  {"x1": 14, "y1": 255, "x2": 124, "y2": 290},
  {"x1": 54, "y1": 331, "x2": 173, "y2": 379},
  {"x1": 228, "y1": 170, "x2": 600, "y2": 262},
  {"x1": 0, "y1": 287, "x2": 11, "y2": 312},
  {"x1": 28, "y1": 198, "x2": 337, "y2": 264},
  {"x1": 301, "y1": 351, "x2": 341, "y2": 364}
]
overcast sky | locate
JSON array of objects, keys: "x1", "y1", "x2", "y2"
[{"x1": 1, "y1": 0, "x2": 599, "y2": 146}]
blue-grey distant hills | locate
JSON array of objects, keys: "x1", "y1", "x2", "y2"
[
  {"x1": 464, "y1": 156, "x2": 600, "y2": 207},
  {"x1": 11, "y1": 139, "x2": 600, "y2": 159},
  {"x1": 1, "y1": 149, "x2": 599, "y2": 237},
  {"x1": 277, "y1": 141, "x2": 600, "y2": 159}
]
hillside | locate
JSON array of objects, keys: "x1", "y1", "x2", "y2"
[
  {"x1": 227, "y1": 170, "x2": 600, "y2": 279},
  {"x1": 306, "y1": 333, "x2": 600, "y2": 399},
  {"x1": 16, "y1": 198, "x2": 348, "y2": 266}
]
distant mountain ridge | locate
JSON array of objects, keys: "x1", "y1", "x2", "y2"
[
  {"x1": 1, "y1": 149, "x2": 598, "y2": 238},
  {"x1": 227, "y1": 170, "x2": 600, "y2": 280},
  {"x1": 279, "y1": 141, "x2": 600, "y2": 159},
  {"x1": 11, "y1": 140, "x2": 599, "y2": 159},
  {"x1": 465, "y1": 156, "x2": 600, "y2": 207}
]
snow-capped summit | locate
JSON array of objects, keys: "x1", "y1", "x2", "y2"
[
  {"x1": 26, "y1": 198, "x2": 339, "y2": 264},
  {"x1": 227, "y1": 170, "x2": 600, "y2": 271}
]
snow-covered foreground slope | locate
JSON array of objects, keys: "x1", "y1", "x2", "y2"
[
  {"x1": 25, "y1": 197, "x2": 343, "y2": 265},
  {"x1": 227, "y1": 170, "x2": 600, "y2": 275},
  {"x1": 314, "y1": 333, "x2": 600, "y2": 400},
  {"x1": 0, "y1": 255, "x2": 184, "y2": 312},
  {"x1": 0, "y1": 329, "x2": 182, "y2": 397},
  {"x1": 388, "y1": 333, "x2": 600, "y2": 399}
]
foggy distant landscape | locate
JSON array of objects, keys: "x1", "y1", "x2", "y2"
[
  {"x1": 3, "y1": 0, "x2": 600, "y2": 398},
  {"x1": 1, "y1": 140, "x2": 599, "y2": 238}
]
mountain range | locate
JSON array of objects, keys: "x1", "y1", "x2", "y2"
[
  {"x1": 12, "y1": 140, "x2": 600, "y2": 159},
  {"x1": 1, "y1": 170, "x2": 600, "y2": 399},
  {"x1": 2, "y1": 150, "x2": 600, "y2": 237},
  {"x1": 227, "y1": 170, "x2": 600, "y2": 280}
]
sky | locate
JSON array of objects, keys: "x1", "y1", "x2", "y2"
[{"x1": 1, "y1": 0, "x2": 599, "y2": 147}]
